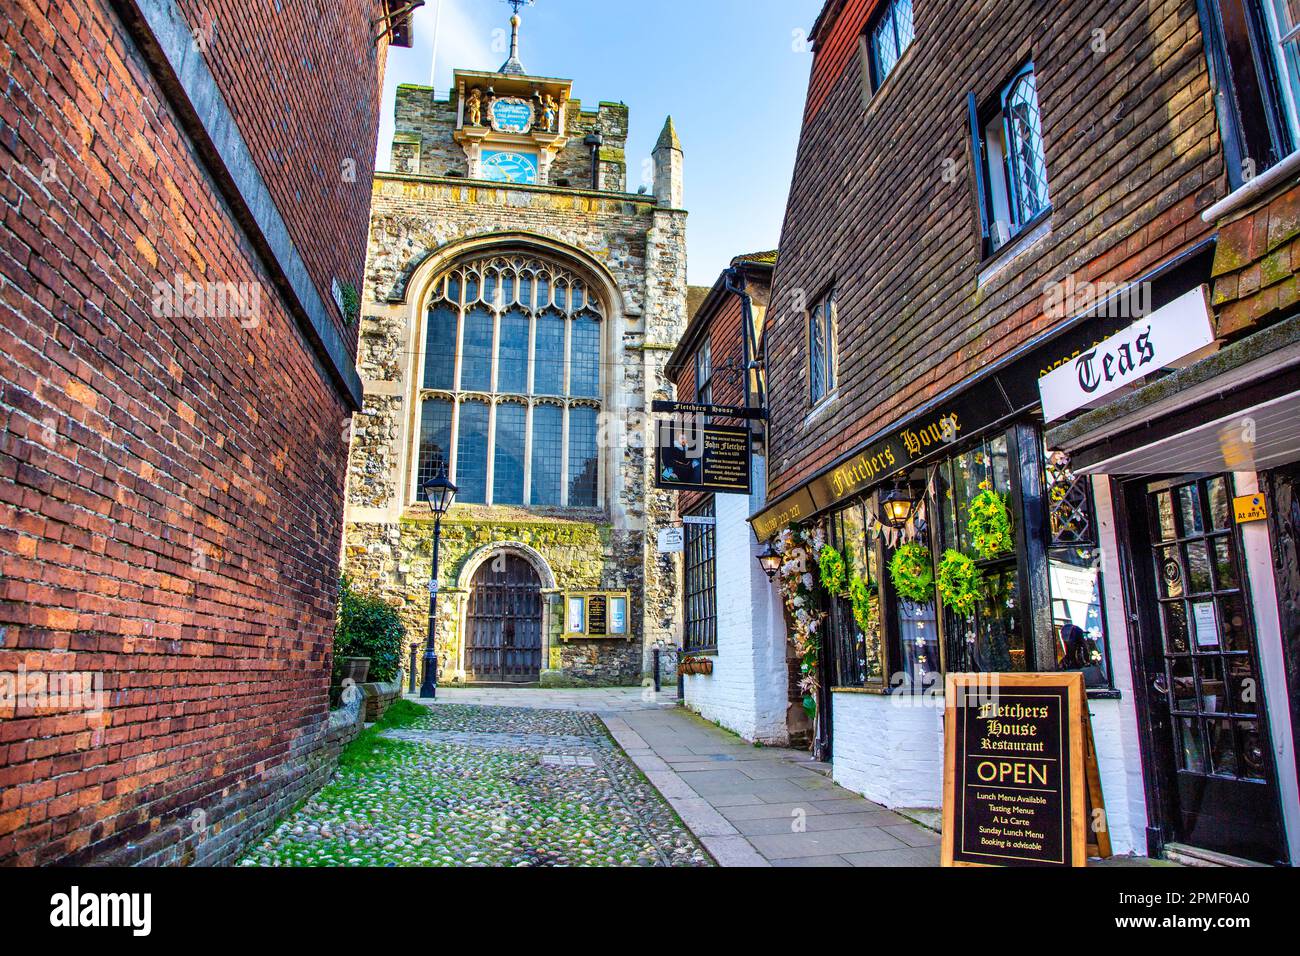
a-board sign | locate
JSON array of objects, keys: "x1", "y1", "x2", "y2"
[
  {"x1": 942, "y1": 673, "x2": 1090, "y2": 867},
  {"x1": 587, "y1": 595, "x2": 608, "y2": 636},
  {"x1": 654, "y1": 417, "x2": 751, "y2": 495}
]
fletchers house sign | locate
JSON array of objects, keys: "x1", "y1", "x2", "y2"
[{"x1": 1037, "y1": 286, "x2": 1215, "y2": 423}]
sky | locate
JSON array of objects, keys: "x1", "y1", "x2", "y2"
[{"x1": 376, "y1": 0, "x2": 825, "y2": 286}]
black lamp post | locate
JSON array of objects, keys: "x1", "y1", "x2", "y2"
[{"x1": 420, "y1": 467, "x2": 458, "y2": 699}]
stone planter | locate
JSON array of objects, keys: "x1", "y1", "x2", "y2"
[{"x1": 340, "y1": 657, "x2": 371, "y2": 685}]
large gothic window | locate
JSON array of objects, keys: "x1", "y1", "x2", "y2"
[{"x1": 416, "y1": 254, "x2": 605, "y2": 507}]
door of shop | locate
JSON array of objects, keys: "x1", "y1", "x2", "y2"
[
  {"x1": 465, "y1": 555, "x2": 543, "y2": 683},
  {"x1": 1122, "y1": 473, "x2": 1288, "y2": 864}
]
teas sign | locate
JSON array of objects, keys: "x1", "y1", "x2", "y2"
[
  {"x1": 1038, "y1": 286, "x2": 1214, "y2": 423},
  {"x1": 942, "y1": 673, "x2": 1088, "y2": 867}
]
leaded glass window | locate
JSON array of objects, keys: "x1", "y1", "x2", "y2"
[
  {"x1": 418, "y1": 254, "x2": 604, "y2": 507},
  {"x1": 867, "y1": 0, "x2": 915, "y2": 90}
]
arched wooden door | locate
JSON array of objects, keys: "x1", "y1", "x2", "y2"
[{"x1": 465, "y1": 555, "x2": 543, "y2": 683}]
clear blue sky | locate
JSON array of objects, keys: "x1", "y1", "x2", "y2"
[{"x1": 377, "y1": 0, "x2": 825, "y2": 286}]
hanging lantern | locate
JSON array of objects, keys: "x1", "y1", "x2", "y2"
[{"x1": 879, "y1": 482, "x2": 920, "y2": 530}]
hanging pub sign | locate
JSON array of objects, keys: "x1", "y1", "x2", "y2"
[
  {"x1": 942, "y1": 673, "x2": 1099, "y2": 868},
  {"x1": 655, "y1": 415, "x2": 751, "y2": 495},
  {"x1": 651, "y1": 399, "x2": 767, "y2": 421}
]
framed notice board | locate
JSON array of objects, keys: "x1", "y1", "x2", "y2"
[{"x1": 942, "y1": 673, "x2": 1088, "y2": 867}]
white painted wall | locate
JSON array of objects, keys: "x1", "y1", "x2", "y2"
[{"x1": 684, "y1": 457, "x2": 791, "y2": 744}]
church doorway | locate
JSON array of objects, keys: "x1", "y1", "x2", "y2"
[{"x1": 464, "y1": 554, "x2": 544, "y2": 683}]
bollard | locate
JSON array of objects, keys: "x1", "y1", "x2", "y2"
[
  {"x1": 653, "y1": 649, "x2": 661, "y2": 693},
  {"x1": 408, "y1": 644, "x2": 417, "y2": 694}
]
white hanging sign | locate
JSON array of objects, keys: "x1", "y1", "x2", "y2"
[
  {"x1": 1038, "y1": 287, "x2": 1215, "y2": 423},
  {"x1": 657, "y1": 527, "x2": 684, "y2": 553}
]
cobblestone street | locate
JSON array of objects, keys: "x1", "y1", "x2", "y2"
[{"x1": 239, "y1": 700, "x2": 710, "y2": 867}]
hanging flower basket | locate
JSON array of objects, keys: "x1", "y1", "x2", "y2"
[
  {"x1": 678, "y1": 656, "x2": 714, "y2": 676},
  {"x1": 818, "y1": 544, "x2": 848, "y2": 597}
]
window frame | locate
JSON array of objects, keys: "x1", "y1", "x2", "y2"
[
  {"x1": 968, "y1": 62, "x2": 1052, "y2": 260},
  {"x1": 807, "y1": 285, "x2": 838, "y2": 407},
  {"x1": 1197, "y1": 0, "x2": 1298, "y2": 186},
  {"x1": 683, "y1": 499, "x2": 718, "y2": 654},
  {"x1": 862, "y1": 0, "x2": 916, "y2": 95}
]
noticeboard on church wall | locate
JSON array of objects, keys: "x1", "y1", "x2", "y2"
[
  {"x1": 942, "y1": 673, "x2": 1088, "y2": 868},
  {"x1": 654, "y1": 416, "x2": 751, "y2": 495}
]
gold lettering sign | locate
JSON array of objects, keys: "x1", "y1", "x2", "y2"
[
  {"x1": 900, "y1": 413, "x2": 961, "y2": 459},
  {"x1": 750, "y1": 487, "x2": 817, "y2": 541}
]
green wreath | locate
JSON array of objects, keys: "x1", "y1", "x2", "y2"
[
  {"x1": 967, "y1": 481, "x2": 1013, "y2": 559},
  {"x1": 818, "y1": 545, "x2": 848, "y2": 597},
  {"x1": 936, "y1": 549, "x2": 985, "y2": 617},
  {"x1": 848, "y1": 574, "x2": 879, "y2": 636},
  {"x1": 889, "y1": 543, "x2": 934, "y2": 603}
]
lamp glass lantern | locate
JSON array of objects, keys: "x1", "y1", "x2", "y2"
[
  {"x1": 422, "y1": 471, "x2": 458, "y2": 516},
  {"x1": 757, "y1": 542, "x2": 782, "y2": 580},
  {"x1": 879, "y1": 482, "x2": 920, "y2": 530}
]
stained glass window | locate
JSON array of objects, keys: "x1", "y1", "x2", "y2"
[
  {"x1": 498, "y1": 308, "x2": 530, "y2": 394},
  {"x1": 530, "y1": 403, "x2": 563, "y2": 506},
  {"x1": 461, "y1": 306, "x2": 494, "y2": 391},
  {"x1": 534, "y1": 311, "x2": 566, "y2": 396},
  {"x1": 570, "y1": 315, "x2": 601, "y2": 399},
  {"x1": 424, "y1": 305, "x2": 457, "y2": 390},
  {"x1": 456, "y1": 400, "x2": 490, "y2": 504},
  {"x1": 417, "y1": 398, "x2": 453, "y2": 491}
]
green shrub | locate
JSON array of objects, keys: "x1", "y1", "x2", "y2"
[{"x1": 334, "y1": 575, "x2": 405, "y2": 684}]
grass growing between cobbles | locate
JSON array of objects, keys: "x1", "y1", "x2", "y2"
[{"x1": 238, "y1": 701, "x2": 710, "y2": 867}]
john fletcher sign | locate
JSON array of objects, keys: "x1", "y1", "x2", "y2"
[
  {"x1": 942, "y1": 673, "x2": 1087, "y2": 867},
  {"x1": 655, "y1": 417, "x2": 751, "y2": 495}
]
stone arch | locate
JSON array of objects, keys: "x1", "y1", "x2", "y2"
[
  {"x1": 456, "y1": 541, "x2": 558, "y2": 592},
  {"x1": 390, "y1": 230, "x2": 627, "y2": 319}
]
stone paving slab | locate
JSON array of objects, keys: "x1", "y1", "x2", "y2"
[{"x1": 610, "y1": 707, "x2": 941, "y2": 868}]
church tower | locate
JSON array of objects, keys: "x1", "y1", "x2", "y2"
[{"x1": 344, "y1": 4, "x2": 689, "y2": 689}]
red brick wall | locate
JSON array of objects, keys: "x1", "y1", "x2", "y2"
[
  {"x1": 0, "y1": 0, "x2": 387, "y2": 864},
  {"x1": 173, "y1": 0, "x2": 387, "y2": 352},
  {"x1": 768, "y1": 0, "x2": 1223, "y2": 500}
]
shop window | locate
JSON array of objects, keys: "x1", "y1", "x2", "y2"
[
  {"x1": 683, "y1": 500, "x2": 717, "y2": 652},
  {"x1": 934, "y1": 434, "x2": 1025, "y2": 673},
  {"x1": 864, "y1": 0, "x2": 915, "y2": 92},
  {"x1": 1201, "y1": 0, "x2": 1300, "y2": 184},
  {"x1": 827, "y1": 502, "x2": 886, "y2": 686},
  {"x1": 808, "y1": 287, "x2": 837, "y2": 405},
  {"x1": 969, "y1": 64, "x2": 1050, "y2": 256},
  {"x1": 1045, "y1": 449, "x2": 1112, "y2": 687}
]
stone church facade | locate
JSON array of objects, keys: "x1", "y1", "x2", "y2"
[{"x1": 343, "y1": 20, "x2": 688, "y2": 686}]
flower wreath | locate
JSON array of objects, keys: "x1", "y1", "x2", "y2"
[
  {"x1": 818, "y1": 544, "x2": 848, "y2": 597},
  {"x1": 967, "y1": 480, "x2": 1013, "y2": 559},
  {"x1": 889, "y1": 542, "x2": 935, "y2": 603},
  {"x1": 848, "y1": 574, "x2": 879, "y2": 637},
  {"x1": 936, "y1": 549, "x2": 985, "y2": 616}
]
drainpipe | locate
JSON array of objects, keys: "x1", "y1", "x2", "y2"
[{"x1": 584, "y1": 131, "x2": 603, "y2": 190}]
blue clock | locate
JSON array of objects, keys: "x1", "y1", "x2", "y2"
[{"x1": 482, "y1": 150, "x2": 539, "y2": 184}]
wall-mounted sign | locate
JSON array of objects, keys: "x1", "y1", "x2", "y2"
[
  {"x1": 942, "y1": 673, "x2": 1091, "y2": 867},
  {"x1": 655, "y1": 417, "x2": 751, "y2": 495},
  {"x1": 481, "y1": 150, "x2": 538, "y2": 184},
  {"x1": 1038, "y1": 287, "x2": 1215, "y2": 423},
  {"x1": 490, "y1": 97, "x2": 534, "y2": 133},
  {"x1": 657, "y1": 527, "x2": 684, "y2": 553},
  {"x1": 749, "y1": 486, "x2": 818, "y2": 541},
  {"x1": 652, "y1": 399, "x2": 766, "y2": 421},
  {"x1": 1234, "y1": 493, "x2": 1268, "y2": 523},
  {"x1": 587, "y1": 595, "x2": 608, "y2": 636}
]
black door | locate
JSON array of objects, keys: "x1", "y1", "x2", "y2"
[
  {"x1": 465, "y1": 555, "x2": 543, "y2": 683},
  {"x1": 1124, "y1": 474, "x2": 1288, "y2": 864}
]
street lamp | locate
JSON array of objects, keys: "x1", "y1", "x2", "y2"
[
  {"x1": 419, "y1": 467, "x2": 458, "y2": 699},
  {"x1": 757, "y1": 542, "x2": 782, "y2": 580}
]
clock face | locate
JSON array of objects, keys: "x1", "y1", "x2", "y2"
[{"x1": 482, "y1": 150, "x2": 539, "y2": 184}]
